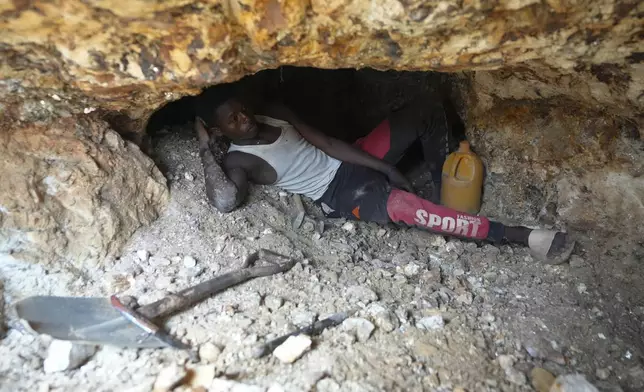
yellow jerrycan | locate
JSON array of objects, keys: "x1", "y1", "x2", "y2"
[{"x1": 440, "y1": 141, "x2": 484, "y2": 214}]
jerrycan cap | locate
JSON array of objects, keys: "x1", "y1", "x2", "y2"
[{"x1": 458, "y1": 140, "x2": 471, "y2": 152}]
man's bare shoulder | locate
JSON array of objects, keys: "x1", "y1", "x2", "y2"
[
  {"x1": 224, "y1": 151, "x2": 277, "y2": 185},
  {"x1": 224, "y1": 151, "x2": 274, "y2": 172},
  {"x1": 223, "y1": 151, "x2": 255, "y2": 170}
]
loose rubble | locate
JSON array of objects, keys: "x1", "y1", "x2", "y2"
[
  {"x1": 153, "y1": 364, "x2": 187, "y2": 392},
  {"x1": 211, "y1": 379, "x2": 265, "y2": 392},
  {"x1": 595, "y1": 368, "x2": 610, "y2": 380},
  {"x1": 199, "y1": 342, "x2": 222, "y2": 363},
  {"x1": 498, "y1": 355, "x2": 527, "y2": 386},
  {"x1": 272, "y1": 335, "x2": 312, "y2": 363},
  {"x1": 136, "y1": 250, "x2": 150, "y2": 263},
  {"x1": 43, "y1": 341, "x2": 97, "y2": 373},
  {"x1": 0, "y1": 130, "x2": 640, "y2": 391},
  {"x1": 182, "y1": 255, "x2": 197, "y2": 268},
  {"x1": 550, "y1": 374, "x2": 599, "y2": 392},
  {"x1": 367, "y1": 303, "x2": 399, "y2": 333},
  {"x1": 264, "y1": 295, "x2": 283, "y2": 312},
  {"x1": 189, "y1": 364, "x2": 217, "y2": 388},
  {"x1": 401, "y1": 262, "x2": 421, "y2": 277},
  {"x1": 291, "y1": 310, "x2": 317, "y2": 327},
  {"x1": 342, "y1": 318, "x2": 375, "y2": 342},
  {"x1": 345, "y1": 285, "x2": 378, "y2": 304},
  {"x1": 568, "y1": 255, "x2": 585, "y2": 268},
  {"x1": 155, "y1": 276, "x2": 174, "y2": 290},
  {"x1": 149, "y1": 256, "x2": 171, "y2": 267},
  {"x1": 416, "y1": 315, "x2": 445, "y2": 331}
]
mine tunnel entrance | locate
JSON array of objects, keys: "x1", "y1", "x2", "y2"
[
  {"x1": 147, "y1": 67, "x2": 465, "y2": 141},
  {"x1": 146, "y1": 66, "x2": 466, "y2": 197}
]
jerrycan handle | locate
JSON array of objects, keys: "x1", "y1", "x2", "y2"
[
  {"x1": 450, "y1": 141, "x2": 474, "y2": 180},
  {"x1": 451, "y1": 156, "x2": 473, "y2": 181}
]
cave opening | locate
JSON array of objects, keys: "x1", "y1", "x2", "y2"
[
  {"x1": 147, "y1": 67, "x2": 465, "y2": 140},
  {"x1": 146, "y1": 66, "x2": 467, "y2": 196}
]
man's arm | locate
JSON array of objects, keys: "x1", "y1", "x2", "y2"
[
  {"x1": 264, "y1": 105, "x2": 413, "y2": 192},
  {"x1": 196, "y1": 118, "x2": 248, "y2": 213}
]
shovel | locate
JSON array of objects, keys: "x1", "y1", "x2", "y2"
[{"x1": 15, "y1": 249, "x2": 295, "y2": 349}]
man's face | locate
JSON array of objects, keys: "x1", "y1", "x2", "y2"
[{"x1": 214, "y1": 99, "x2": 258, "y2": 140}]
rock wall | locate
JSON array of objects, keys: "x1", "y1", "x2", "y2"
[
  {"x1": 0, "y1": 112, "x2": 168, "y2": 268},
  {"x1": 1, "y1": 0, "x2": 641, "y2": 119},
  {"x1": 461, "y1": 68, "x2": 643, "y2": 237},
  {"x1": 0, "y1": 0, "x2": 642, "y2": 264}
]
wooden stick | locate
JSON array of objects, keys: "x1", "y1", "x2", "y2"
[{"x1": 138, "y1": 249, "x2": 295, "y2": 319}]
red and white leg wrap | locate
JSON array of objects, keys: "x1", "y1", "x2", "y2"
[{"x1": 386, "y1": 189, "x2": 490, "y2": 240}]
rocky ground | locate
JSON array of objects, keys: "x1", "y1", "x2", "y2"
[{"x1": 1, "y1": 128, "x2": 643, "y2": 392}]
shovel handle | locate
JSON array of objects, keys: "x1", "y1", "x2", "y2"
[{"x1": 138, "y1": 250, "x2": 295, "y2": 320}]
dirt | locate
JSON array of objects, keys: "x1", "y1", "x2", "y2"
[{"x1": 1, "y1": 127, "x2": 643, "y2": 392}]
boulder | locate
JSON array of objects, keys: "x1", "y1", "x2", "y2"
[{"x1": 0, "y1": 117, "x2": 168, "y2": 267}]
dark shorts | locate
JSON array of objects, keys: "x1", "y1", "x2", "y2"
[{"x1": 317, "y1": 162, "x2": 392, "y2": 224}]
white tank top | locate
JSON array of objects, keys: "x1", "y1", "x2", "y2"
[{"x1": 228, "y1": 115, "x2": 341, "y2": 200}]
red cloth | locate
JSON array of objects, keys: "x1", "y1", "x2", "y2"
[
  {"x1": 354, "y1": 119, "x2": 391, "y2": 159},
  {"x1": 386, "y1": 189, "x2": 490, "y2": 240}
]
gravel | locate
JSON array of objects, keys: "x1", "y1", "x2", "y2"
[
  {"x1": 272, "y1": 335, "x2": 312, "y2": 363},
  {"x1": 342, "y1": 317, "x2": 375, "y2": 342},
  {"x1": 0, "y1": 130, "x2": 636, "y2": 392},
  {"x1": 416, "y1": 315, "x2": 445, "y2": 331},
  {"x1": 43, "y1": 341, "x2": 97, "y2": 373}
]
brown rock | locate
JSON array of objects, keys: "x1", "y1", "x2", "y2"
[
  {"x1": 0, "y1": 0, "x2": 639, "y2": 119},
  {"x1": 468, "y1": 80, "x2": 644, "y2": 239},
  {"x1": 0, "y1": 117, "x2": 168, "y2": 267},
  {"x1": 531, "y1": 367, "x2": 556, "y2": 392}
]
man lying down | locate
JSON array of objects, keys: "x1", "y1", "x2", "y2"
[{"x1": 193, "y1": 84, "x2": 575, "y2": 264}]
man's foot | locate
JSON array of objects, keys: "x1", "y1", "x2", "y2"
[{"x1": 528, "y1": 230, "x2": 576, "y2": 265}]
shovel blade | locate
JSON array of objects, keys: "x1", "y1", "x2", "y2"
[{"x1": 15, "y1": 296, "x2": 170, "y2": 348}]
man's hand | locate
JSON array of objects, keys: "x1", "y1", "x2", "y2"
[
  {"x1": 195, "y1": 117, "x2": 210, "y2": 149},
  {"x1": 385, "y1": 165, "x2": 414, "y2": 193}
]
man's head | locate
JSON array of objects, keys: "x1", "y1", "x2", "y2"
[{"x1": 197, "y1": 84, "x2": 259, "y2": 141}]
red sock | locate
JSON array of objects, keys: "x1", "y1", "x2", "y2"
[{"x1": 386, "y1": 189, "x2": 490, "y2": 240}]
